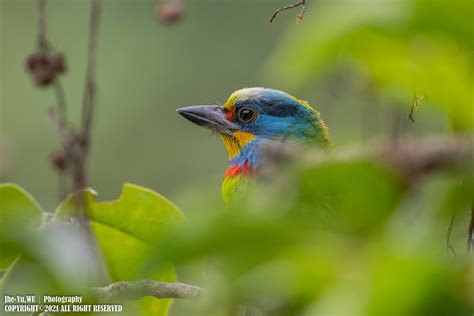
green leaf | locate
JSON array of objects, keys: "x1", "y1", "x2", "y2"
[
  {"x1": 293, "y1": 159, "x2": 404, "y2": 233},
  {"x1": 55, "y1": 183, "x2": 185, "y2": 316},
  {"x1": 90, "y1": 183, "x2": 185, "y2": 245},
  {"x1": 53, "y1": 188, "x2": 97, "y2": 220},
  {"x1": 0, "y1": 183, "x2": 43, "y2": 270}
]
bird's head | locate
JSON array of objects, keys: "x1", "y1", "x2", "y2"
[
  {"x1": 178, "y1": 88, "x2": 332, "y2": 205},
  {"x1": 178, "y1": 88, "x2": 332, "y2": 161}
]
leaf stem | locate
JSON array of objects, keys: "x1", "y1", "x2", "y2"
[{"x1": 91, "y1": 280, "x2": 204, "y2": 302}]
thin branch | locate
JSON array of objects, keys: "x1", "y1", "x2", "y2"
[
  {"x1": 36, "y1": 0, "x2": 68, "y2": 123},
  {"x1": 68, "y1": 0, "x2": 101, "y2": 198},
  {"x1": 91, "y1": 280, "x2": 204, "y2": 302},
  {"x1": 48, "y1": 108, "x2": 75, "y2": 154},
  {"x1": 81, "y1": 0, "x2": 101, "y2": 150},
  {"x1": 445, "y1": 209, "x2": 456, "y2": 255},
  {"x1": 269, "y1": 0, "x2": 306, "y2": 23},
  {"x1": 53, "y1": 80, "x2": 68, "y2": 123},
  {"x1": 37, "y1": 0, "x2": 48, "y2": 52},
  {"x1": 467, "y1": 201, "x2": 473, "y2": 254}
]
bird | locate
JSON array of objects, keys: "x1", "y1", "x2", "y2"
[{"x1": 177, "y1": 87, "x2": 332, "y2": 205}]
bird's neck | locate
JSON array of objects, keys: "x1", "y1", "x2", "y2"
[
  {"x1": 221, "y1": 134, "x2": 269, "y2": 178},
  {"x1": 220, "y1": 135, "x2": 269, "y2": 206},
  {"x1": 219, "y1": 129, "x2": 331, "y2": 205}
]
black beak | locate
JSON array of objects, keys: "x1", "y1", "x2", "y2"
[{"x1": 177, "y1": 105, "x2": 237, "y2": 136}]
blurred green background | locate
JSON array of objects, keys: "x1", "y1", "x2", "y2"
[
  {"x1": 0, "y1": 0, "x2": 452, "y2": 211},
  {"x1": 1, "y1": 1, "x2": 473, "y2": 315}
]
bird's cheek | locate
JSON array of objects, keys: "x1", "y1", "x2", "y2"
[{"x1": 233, "y1": 131, "x2": 255, "y2": 147}]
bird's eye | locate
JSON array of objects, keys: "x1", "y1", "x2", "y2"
[{"x1": 237, "y1": 108, "x2": 256, "y2": 123}]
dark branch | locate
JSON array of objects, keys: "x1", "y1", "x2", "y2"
[
  {"x1": 81, "y1": 0, "x2": 101, "y2": 154},
  {"x1": 467, "y1": 202, "x2": 473, "y2": 254},
  {"x1": 48, "y1": 108, "x2": 73, "y2": 148},
  {"x1": 53, "y1": 80, "x2": 68, "y2": 123},
  {"x1": 91, "y1": 280, "x2": 204, "y2": 302},
  {"x1": 445, "y1": 209, "x2": 457, "y2": 255},
  {"x1": 36, "y1": 0, "x2": 68, "y2": 123},
  {"x1": 37, "y1": 0, "x2": 48, "y2": 51},
  {"x1": 269, "y1": 0, "x2": 306, "y2": 23}
]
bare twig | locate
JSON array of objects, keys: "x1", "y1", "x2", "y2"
[
  {"x1": 37, "y1": 0, "x2": 48, "y2": 52},
  {"x1": 81, "y1": 0, "x2": 101, "y2": 148},
  {"x1": 67, "y1": 0, "x2": 101, "y2": 232},
  {"x1": 53, "y1": 80, "x2": 68, "y2": 123},
  {"x1": 445, "y1": 209, "x2": 456, "y2": 255},
  {"x1": 37, "y1": 0, "x2": 67, "y2": 122},
  {"x1": 48, "y1": 108, "x2": 74, "y2": 148},
  {"x1": 34, "y1": 0, "x2": 71, "y2": 204},
  {"x1": 269, "y1": 0, "x2": 306, "y2": 23},
  {"x1": 91, "y1": 280, "x2": 204, "y2": 302},
  {"x1": 467, "y1": 201, "x2": 473, "y2": 254}
]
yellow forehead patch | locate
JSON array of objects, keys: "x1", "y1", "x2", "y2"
[
  {"x1": 223, "y1": 90, "x2": 241, "y2": 109},
  {"x1": 223, "y1": 87, "x2": 263, "y2": 109},
  {"x1": 224, "y1": 94, "x2": 238, "y2": 109}
]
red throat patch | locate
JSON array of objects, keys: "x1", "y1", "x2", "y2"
[{"x1": 225, "y1": 161, "x2": 252, "y2": 177}]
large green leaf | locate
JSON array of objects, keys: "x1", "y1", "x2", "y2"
[
  {"x1": 0, "y1": 183, "x2": 43, "y2": 270},
  {"x1": 292, "y1": 159, "x2": 404, "y2": 233},
  {"x1": 55, "y1": 183, "x2": 185, "y2": 316}
]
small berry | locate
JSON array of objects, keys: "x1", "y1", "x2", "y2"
[
  {"x1": 156, "y1": 0, "x2": 184, "y2": 25},
  {"x1": 50, "y1": 149, "x2": 69, "y2": 172},
  {"x1": 34, "y1": 66, "x2": 55, "y2": 86},
  {"x1": 26, "y1": 52, "x2": 48, "y2": 71},
  {"x1": 26, "y1": 51, "x2": 67, "y2": 87}
]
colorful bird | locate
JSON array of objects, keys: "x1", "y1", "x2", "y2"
[{"x1": 177, "y1": 87, "x2": 332, "y2": 205}]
